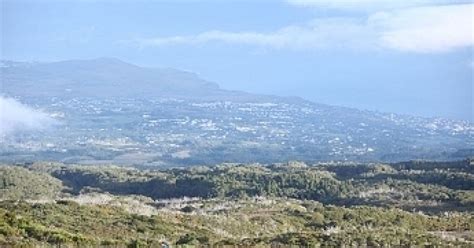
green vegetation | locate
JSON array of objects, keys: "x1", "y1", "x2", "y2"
[
  {"x1": 1, "y1": 198, "x2": 473, "y2": 247},
  {"x1": 0, "y1": 166, "x2": 63, "y2": 200},
  {"x1": 0, "y1": 159, "x2": 473, "y2": 247}
]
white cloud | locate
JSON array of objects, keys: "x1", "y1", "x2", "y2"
[
  {"x1": 134, "y1": 3, "x2": 473, "y2": 53},
  {"x1": 0, "y1": 96, "x2": 57, "y2": 136},
  {"x1": 374, "y1": 4, "x2": 474, "y2": 52},
  {"x1": 138, "y1": 18, "x2": 377, "y2": 51},
  {"x1": 286, "y1": 0, "x2": 468, "y2": 11}
]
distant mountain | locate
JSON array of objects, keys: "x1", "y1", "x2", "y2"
[
  {"x1": 1, "y1": 58, "x2": 250, "y2": 99},
  {"x1": 1, "y1": 58, "x2": 472, "y2": 165}
]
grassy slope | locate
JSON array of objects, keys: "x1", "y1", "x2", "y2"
[
  {"x1": 0, "y1": 165, "x2": 63, "y2": 200},
  {"x1": 0, "y1": 160, "x2": 473, "y2": 247},
  {"x1": 1, "y1": 198, "x2": 473, "y2": 247}
]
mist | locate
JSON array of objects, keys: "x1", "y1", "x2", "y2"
[{"x1": 0, "y1": 96, "x2": 58, "y2": 136}]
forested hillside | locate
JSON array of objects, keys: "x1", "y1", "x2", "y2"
[{"x1": 1, "y1": 159, "x2": 473, "y2": 246}]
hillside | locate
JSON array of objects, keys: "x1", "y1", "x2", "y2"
[
  {"x1": 1, "y1": 58, "x2": 224, "y2": 98},
  {"x1": 0, "y1": 160, "x2": 473, "y2": 247},
  {"x1": 1, "y1": 58, "x2": 472, "y2": 164},
  {"x1": 0, "y1": 166, "x2": 63, "y2": 200}
]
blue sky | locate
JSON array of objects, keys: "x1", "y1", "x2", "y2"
[{"x1": 1, "y1": 0, "x2": 473, "y2": 120}]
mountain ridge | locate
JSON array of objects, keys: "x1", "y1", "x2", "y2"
[{"x1": 1, "y1": 57, "x2": 223, "y2": 98}]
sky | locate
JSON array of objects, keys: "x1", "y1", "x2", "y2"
[{"x1": 1, "y1": 0, "x2": 473, "y2": 121}]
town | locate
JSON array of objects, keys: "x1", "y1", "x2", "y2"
[{"x1": 2, "y1": 96, "x2": 471, "y2": 167}]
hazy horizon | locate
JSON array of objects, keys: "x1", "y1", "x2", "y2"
[
  {"x1": 2, "y1": 0, "x2": 473, "y2": 121},
  {"x1": 3, "y1": 55, "x2": 472, "y2": 122}
]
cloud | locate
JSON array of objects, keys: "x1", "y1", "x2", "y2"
[
  {"x1": 136, "y1": 18, "x2": 377, "y2": 51},
  {"x1": 286, "y1": 0, "x2": 470, "y2": 11},
  {"x1": 134, "y1": 3, "x2": 473, "y2": 53},
  {"x1": 374, "y1": 4, "x2": 474, "y2": 52},
  {"x1": 0, "y1": 96, "x2": 58, "y2": 136}
]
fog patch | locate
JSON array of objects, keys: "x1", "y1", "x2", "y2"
[{"x1": 0, "y1": 96, "x2": 58, "y2": 136}]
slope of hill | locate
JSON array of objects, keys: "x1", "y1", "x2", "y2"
[
  {"x1": 0, "y1": 166, "x2": 63, "y2": 200},
  {"x1": 0, "y1": 58, "x2": 472, "y2": 164},
  {"x1": 0, "y1": 160, "x2": 473, "y2": 247},
  {"x1": 1, "y1": 58, "x2": 224, "y2": 98}
]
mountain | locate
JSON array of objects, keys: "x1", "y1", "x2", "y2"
[
  {"x1": 1, "y1": 57, "x2": 237, "y2": 99},
  {"x1": 0, "y1": 58, "x2": 472, "y2": 165}
]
